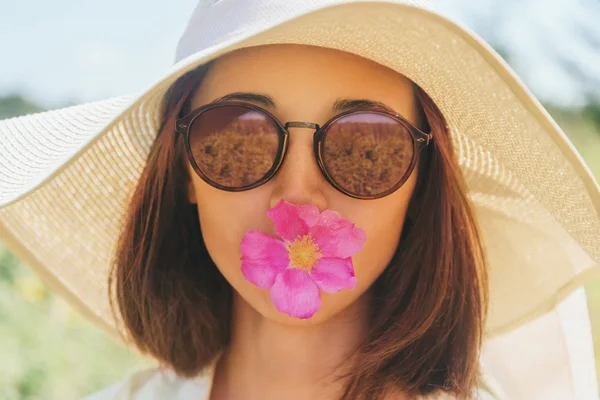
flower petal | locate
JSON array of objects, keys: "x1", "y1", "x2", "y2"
[
  {"x1": 310, "y1": 210, "x2": 367, "y2": 258},
  {"x1": 309, "y1": 257, "x2": 357, "y2": 293},
  {"x1": 267, "y1": 200, "x2": 320, "y2": 242},
  {"x1": 240, "y1": 230, "x2": 289, "y2": 289},
  {"x1": 270, "y1": 269, "x2": 321, "y2": 319}
]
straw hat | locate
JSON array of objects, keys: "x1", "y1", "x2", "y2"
[{"x1": 0, "y1": 0, "x2": 599, "y2": 395}]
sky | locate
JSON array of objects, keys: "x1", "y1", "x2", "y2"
[
  {"x1": 0, "y1": 0, "x2": 198, "y2": 108},
  {"x1": 435, "y1": 0, "x2": 600, "y2": 107},
  {"x1": 1, "y1": 0, "x2": 598, "y2": 110}
]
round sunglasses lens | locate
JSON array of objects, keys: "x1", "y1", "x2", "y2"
[
  {"x1": 188, "y1": 105, "x2": 281, "y2": 189},
  {"x1": 322, "y1": 113, "x2": 415, "y2": 197}
]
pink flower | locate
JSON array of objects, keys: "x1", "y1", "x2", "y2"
[{"x1": 240, "y1": 200, "x2": 366, "y2": 319}]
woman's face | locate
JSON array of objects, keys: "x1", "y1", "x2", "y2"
[{"x1": 186, "y1": 44, "x2": 420, "y2": 325}]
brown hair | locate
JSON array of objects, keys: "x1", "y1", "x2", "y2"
[{"x1": 110, "y1": 61, "x2": 488, "y2": 399}]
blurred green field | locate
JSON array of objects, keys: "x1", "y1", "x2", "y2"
[
  {"x1": 0, "y1": 97, "x2": 599, "y2": 399},
  {"x1": 0, "y1": 251, "x2": 152, "y2": 399}
]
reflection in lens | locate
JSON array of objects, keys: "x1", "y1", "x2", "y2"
[
  {"x1": 322, "y1": 113, "x2": 414, "y2": 197},
  {"x1": 188, "y1": 106, "x2": 280, "y2": 188}
]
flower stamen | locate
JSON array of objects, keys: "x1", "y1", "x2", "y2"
[{"x1": 287, "y1": 235, "x2": 322, "y2": 272}]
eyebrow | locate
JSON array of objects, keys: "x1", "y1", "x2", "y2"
[{"x1": 210, "y1": 92, "x2": 399, "y2": 115}]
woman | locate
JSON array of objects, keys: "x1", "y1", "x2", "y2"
[{"x1": 0, "y1": 1, "x2": 598, "y2": 399}]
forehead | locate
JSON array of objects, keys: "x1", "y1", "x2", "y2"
[{"x1": 189, "y1": 44, "x2": 417, "y2": 123}]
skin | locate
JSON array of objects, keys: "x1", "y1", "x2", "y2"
[{"x1": 186, "y1": 44, "x2": 418, "y2": 400}]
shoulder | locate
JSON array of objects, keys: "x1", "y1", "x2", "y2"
[{"x1": 81, "y1": 367, "x2": 213, "y2": 400}]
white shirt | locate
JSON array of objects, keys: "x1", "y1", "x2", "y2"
[{"x1": 82, "y1": 365, "x2": 498, "y2": 400}]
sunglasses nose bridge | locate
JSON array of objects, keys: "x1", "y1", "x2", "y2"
[
  {"x1": 279, "y1": 120, "x2": 324, "y2": 182},
  {"x1": 269, "y1": 122, "x2": 329, "y2": 206},
  {"x1": 284, "y1": 121, "x2": 320, "y2": 131}
]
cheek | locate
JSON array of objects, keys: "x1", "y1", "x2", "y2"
[
  {"x1": 190, "y1": 174, "x2": 278, "y2": 306},
  {"x1": 316, "y1": 175, "x2": 417, "y2": 319},
  {"x1": 349, "y1": 198, "x2": 410, "y2": 297},
  {"x1": 194, "y1": 192, "x2": 283, "y2": 321},
  {"x1": 305, "y1": 197, "x2": 410, "y2": 324}
]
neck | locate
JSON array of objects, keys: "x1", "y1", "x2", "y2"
[{"x1": 210, "y1": 293, "x2": 371, "y2": 400}]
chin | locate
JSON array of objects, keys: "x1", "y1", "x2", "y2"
[{"x1": 255, "y1": 290, "x2": 363, "y2": 326}]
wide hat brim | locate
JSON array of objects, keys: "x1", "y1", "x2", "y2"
[{"x1": 0, "y1": 0, "x2": 599, "y2": 342}]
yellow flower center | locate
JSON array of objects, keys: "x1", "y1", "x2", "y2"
[{"x1": 287, "y1": 235, "x2": 322, "y2": 272}]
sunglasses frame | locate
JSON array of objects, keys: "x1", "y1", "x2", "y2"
[{"x1": 175, "y1": 100, "x2": 432, "y2": 200}]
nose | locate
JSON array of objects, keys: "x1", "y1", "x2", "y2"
[{"x1": 268, "y1": 126, "x2": 328, "y2": 210}]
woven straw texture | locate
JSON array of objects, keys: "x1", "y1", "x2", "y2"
[{"x1": 0, "y1": 0, "x2": 599, "y2": 342}]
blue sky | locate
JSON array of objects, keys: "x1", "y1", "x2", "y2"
[
  {"x1": 0, "y1": 0, "x2": 197, "y2": 108},
  {"x1": 1, "y1": 0, "x2": 598, "y2": 109}
]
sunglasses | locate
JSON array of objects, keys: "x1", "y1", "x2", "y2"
[{"x1": 175, "y1": 101, "x2": 432, "y2": 200}]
